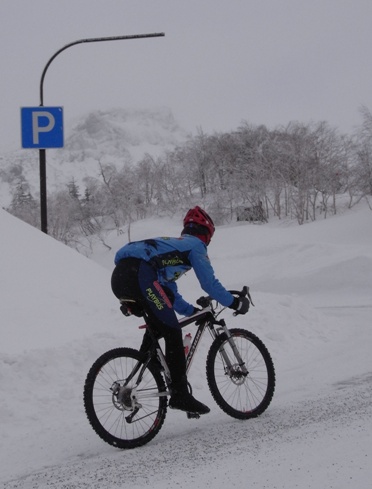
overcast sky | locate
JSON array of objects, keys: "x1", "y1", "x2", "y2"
[{"x1": 1, "y1": 0, "x2": 372, "y2": 151}]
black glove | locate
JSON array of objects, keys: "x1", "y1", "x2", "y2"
[{"x1": 229, "y1": 296, "x2": 250, "y2": 315}]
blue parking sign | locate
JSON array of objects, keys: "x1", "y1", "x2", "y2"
[{"x1": 21, "y1": 106, "x2": 64, "y2": 148}]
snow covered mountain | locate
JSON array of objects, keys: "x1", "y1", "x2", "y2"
[{"x1": 64, "y1": 107, "x2": 186, "y2": 157}]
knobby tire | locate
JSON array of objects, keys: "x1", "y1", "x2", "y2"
[
  {"x1": 84, "y1": 347, "x2": 167, "y2": 449},
  {"x1": 206, "y1": 328, "x2": 275, "y2": 419}
]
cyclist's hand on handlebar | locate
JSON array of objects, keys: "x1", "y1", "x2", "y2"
[
  {"x1": 196, "y1": 296, "x2": 210, "y2": 308},
  {"x1": 229, "y1": 296, "x2": 250, "y2": 315}
]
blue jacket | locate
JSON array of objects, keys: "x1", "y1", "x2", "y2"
[{"x1": 114, "y1": 234, "x2": 234, "y2": 316}]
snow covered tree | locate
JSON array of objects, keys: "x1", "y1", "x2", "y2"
[{"x1": 7, "y1": 180, "x2": 39, "y2": 228}]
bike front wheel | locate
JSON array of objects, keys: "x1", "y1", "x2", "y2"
[
  {"x1": 84, "y1": 347, "x2": 167, "y2": 449},
  {"x1": 206, "y1": 328, "x2": 275, "y2": 419}
]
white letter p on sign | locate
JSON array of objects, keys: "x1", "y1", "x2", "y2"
[{"x1": 32, "y1": 111, "x2": 56, "y2": 144}]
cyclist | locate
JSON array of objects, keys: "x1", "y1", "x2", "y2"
[{"x1": 111, "y1": 206, "x2": 250, "y2": 415}]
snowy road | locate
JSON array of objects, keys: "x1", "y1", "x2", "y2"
[
  {"x1": 3, "y1": 307, "x2": 371, "y2": 489},
  {"x1": 3, "y1": 372, "x2": 371, "y2": 488}
]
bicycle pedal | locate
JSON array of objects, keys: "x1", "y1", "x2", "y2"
[{"x1": 186, "y1": 412, "x2": 200, "y2": 419}]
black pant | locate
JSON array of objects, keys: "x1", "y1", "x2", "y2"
[{"x1": 111, "y1": 258, "x2": 186, "y2": 384}]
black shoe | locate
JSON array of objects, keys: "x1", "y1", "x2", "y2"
[{"x1": 169, "y1": 392, "x2": 210, "y2": 415}]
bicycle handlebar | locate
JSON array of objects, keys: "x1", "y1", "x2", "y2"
[
  {"x1": 228, "y1": 285, "x2": 248, "y2": 298},
  {"x1": 196, "y1": 285, "x2": 254, "y2": 308}
]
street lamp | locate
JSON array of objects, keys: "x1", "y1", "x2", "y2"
[{"x1": 38, "y1": 32, "x2": 165, "y2": 234}]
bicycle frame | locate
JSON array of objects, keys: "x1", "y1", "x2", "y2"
[
  {"x1": 127, "y1": 304, "x2": 248, "y2": 404},
  {"x1": 124, "y1": 308, "x2": 213, "y2": 395}
]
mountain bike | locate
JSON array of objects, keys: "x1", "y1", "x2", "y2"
[{"x1": 83, "y1": 286, "x2": 275, "y2": 449}]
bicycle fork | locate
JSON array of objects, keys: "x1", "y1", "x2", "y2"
[{"x1": 213, "y1": 320, "x2": 249, "y2": 377}]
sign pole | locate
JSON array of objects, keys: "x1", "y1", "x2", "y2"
[
  {"x1": 38, "y1": 32, "x2": 165, "y2": 234},
  {"x1": 39, "y1": 148, "x2": 47, "y2": 233}
]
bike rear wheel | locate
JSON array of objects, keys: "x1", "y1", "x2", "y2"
[
  {"x1": 206, "y1": 328, "x2": 275, "y2": 419},
  {"x1": 84, "y1": 347, "x2": 167, "y2": 449}
]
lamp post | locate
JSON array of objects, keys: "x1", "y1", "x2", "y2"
[{"x1": 38, "y1": 32, "x2": 165, "y2": 234}]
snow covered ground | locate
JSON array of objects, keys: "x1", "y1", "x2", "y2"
[{"x1": 1, "y1": 203, "x2": 371, "y2": 488}]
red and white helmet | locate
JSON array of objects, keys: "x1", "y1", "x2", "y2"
[{"x1": 183, "y1": 206, "x2": 215, "y2": 244}]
